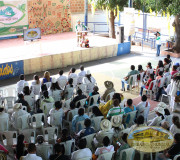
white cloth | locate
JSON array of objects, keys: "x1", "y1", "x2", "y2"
[
  {"x1": 148, "y1": 116, "x2": 162, "y2": 126},
  {"x1": 95, "y1": 145, "x2": 114, "y2": 156},
  {"x1": 170, "y1": 124, "x2": 180, "y2": 135},
  {"x1": 31, "y1": 81, "x2": 41, "y2": 96},
  {"x1": 68, "y1": 73, "x2": 78, "y2": 80},
  {"x1": 48, "y1": 108, "x2": 64, "y2": 125},
  {"x1": 83, "y1": 77, "x2": 96, "y2": 85},
  {"x1": 0, "y1": 112, "x2": 9, "y2": 119},
  {"x1": 156, "y1": 36, "x2": 161, "y2": 45},
  {"x1": 16, "y1": 80, "x2": 28, "y2": 94},
  {"x1": 22, "y1": 154, "x2": 42, "y2": 160},
  {"x1": 136, "y1": 101, "x2": 150, "y2": 120},
  {"x1": 57, "y1": 75, "x2": 68, "y2": 82},
  {"x1": 77, "y1": 71, "x2": 86, "y2": 84},
  {"x1": 71, "y1": 148, "x2": 92, "y2": 160}
]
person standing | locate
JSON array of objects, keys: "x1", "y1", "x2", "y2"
[{"x1": 156, "y1": 32, "x2": 161, "y2": 57}]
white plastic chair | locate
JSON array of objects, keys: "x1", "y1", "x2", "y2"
[
  {"x1": 36, "y1": 144, "x2": 53, "y2": 160},
  {"x1": 87, "y1": 94, "x2": 100, "y2": 115},
  {"x1": 120, "y1": 99, "x2": 127, "y2": 108},
  {"x1": 139, "y1": 151, "x2": 153, "y2": 160},
  {"x1": 99, "y1": 132, "x2": 114, "y2": 146},
  {"x1": 60, "y1": 139, "x2": 75, "y2": 156},
  {"x1": 24, "y1": 95, "x2": 35, "y2": 111},
  {"x1": 51, "y1": 90, "x2": 63, "y2": 102},
  {"x1": 104, "y1": 92, "x2": 115, "y2": 102},
  {"x1": 31, "y1": 84, "x2": 41, "y2": 96},
  {"x1": 174, "y1": 154, "x2": 180, "y2": 160},
  {"x1": 76, "y1": 120, "x2": 85, "y2": 133},
  {"x1": 79, "y1": 157, "x2": 92, "y2": 160},
  {"x1": 49, "y1": 111, "x2": 64, "y2": 130},
  {"x1": 22, "y1": 105, "x2": 27, "y2": 111},
  {"x1": 77, "y1": 76, "x2": 84, "y2": 85},
  {"x1": 4, "y1": 96, "x2": 16, "y2": 109},
  {"x1": 82, "y1": 133, "x2": 96, "y2": 150},
  {"x1": 45, "y1": 82, "x2": 52, "y2": 90},
  {"x1": 19, "y1": 129, "x2": 36, "y2": 143},
  {"x1": 2, "y1": 131, "x2": 17, "y2": 146},
  {"x1": 66, "y1": 88, "x2": 74, "y2": 100},
  {"x1": 43, "y1": 127, "x2": 58, "y2": 144},
  {"x1": 17, "y1": 114, "x2": 31, "y2": 130},
  {"x1": 143, "y1": 80, "x2": 157, "y2": 100},
  {"x1": 123, "y1": 111, "x2": 137, "y2": 128},
  {"x1": 75, "y1": 98, "x2": 87, "y2": 108},
  {"x1": 31, "y1": 113, "x2": 45, "y2": 129},
  {"x1": 120, "y1": 148, "x2": 135, "y2": 160},
  {"x1": 91, "y1": 116, "x2": 104, "y2": 132},
  {"x1": 77, "y1": 84, "x2": 87, "y2": 95},
  {"x1": 4, "y1": 87, "x2": 17, "y2": 97},
  {"x1": 63, "y1": 98, "x2": 72, "y2": 109},
  {"x1": 57, "y1": 79, "x2": 67, "y2": 90},
  {"x1": 161, "y1": 94, "x2": 171, "y2": 105},
  {"x1": 42, "y1": 102, "x2": 54, "y2": 115},
  {"x1": 73, "y1": 77, "x2": 78, "y2": 87},
  {"x1": 86, "y1": 83, "x2": 95, "y2": 94},
  {"x1": 119, "y1": 128, "x2": 131, "y2": 137},
  {"x1": 98, "y1": 151, "x2": 115, "y2": 160},
  {"x1": 0, "y1": 117, "x2": 9, "y2": 132}
]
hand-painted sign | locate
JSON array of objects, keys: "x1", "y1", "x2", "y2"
[
  {"x1": 0, "y1": 61, "x2": 24, "y2": 80},
  {"x1": 127, "y1": 126, "x2": 174, "y2": 153},
  {"x1": 23, "y1": 28, "x2": 41, "y2": 41}
]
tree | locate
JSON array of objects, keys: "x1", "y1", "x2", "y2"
[
  {"x1": 89, "y1": 0, "x2": 128, "y2": 38},
  {"x1": 133, "y1": 0, "x2": 180, "y2": 53}
]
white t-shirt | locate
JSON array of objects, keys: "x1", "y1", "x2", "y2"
[
  {"x1": 77, "y1": 71, "x2": 86, "y2": 84},
  {"x1": 68, "y1": 73, "x2": 78, "y2": 79},
  {"x1": 170, "y1": 124, "x2": 180, "y2": 135},
  {"x1": 57, "y1": 75, "x2": 68, "y2": 82},
  {"x1": 136, "y1": 101, "x2": 150, "y2": 120},
  {"x1": 17, "y1": 80, "x2": 28, "y2": 94},
  {"x1": 71, "y1": 148, "x2": 92, "y2": 160},
  {"x1": 22, "y1": 154, "x2": 42, "y2": 160},
  {"x1": 95, "y1": 145, "x2": 114, "y2": 156},
  {"x1": 148, "y1": 116, "x2": 162, "y2": 126}
]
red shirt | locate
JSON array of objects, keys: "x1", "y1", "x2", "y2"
[{"x1": 145, "y1": 79, "x2": 153, "y2": 90}]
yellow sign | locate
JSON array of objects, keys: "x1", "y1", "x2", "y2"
[
  {"x1": 0, "y1": 64, "x2": 13, "y2": 77},
  {"x1": 127, "y1": 126, "x2": 174, "y2": 153}
]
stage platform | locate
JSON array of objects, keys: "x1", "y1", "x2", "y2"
[{"x1": 0, "y1": 32, "x2": 130, "y2": 80}]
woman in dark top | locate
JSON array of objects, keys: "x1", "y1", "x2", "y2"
[
  {"x1": 16, "y1": 134, "x2": 27, "y2": 160},
  {"x1": 91, "y1": 106, "x2": 103, "y2": 118},
  {"x1": 49, "y1": 143, "x2": 69, "y2": 160},
  {"x1": 56, "y1": 128, "x2": 72, "y2": 143}
]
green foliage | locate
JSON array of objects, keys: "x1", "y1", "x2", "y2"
[
  {"x1": 133, "y1": 0, "x2": 180, "y2": 16},
  {"x1": 89, "y1": 0, "x2": 128, "y2": 12},
  {"x1": 0, "y1": 1, "x2": 4, "y2": 7}
]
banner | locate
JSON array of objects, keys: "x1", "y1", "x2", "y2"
[
  {"x1": 0, "y1": 60, "x2": 24, "y2": 80},
  {"x1": 124, "y1": 7, "x2": 135, "y2": 36},
  {"x1": 0, "y1": 0, "x2": 28, "y2": 37}
]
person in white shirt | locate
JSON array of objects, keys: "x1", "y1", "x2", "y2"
[
  {"x1": 94, "y1": 136, "x2": 114, "y2": 159},
  {"x1": 0, "y1": 105, "x2": 9, "y2": 131},
  {"x1": 17, "y1": 74, "x2": 28, "y2": 94},
  {"x1": 77, "y1": 65, "x2": 86, "y2": 84},
  {"x1": 130, "y1": 115, "x2": 147, "y2": 132},
  {"x1": 57, "y1": 70, "x2": 68, "y2": 89},
  {"x1": 136, "y1": 95, "x2": 150, "y2": 122},
  {"x1": 30, "y1": 75, "x2": 41, "y2": 96},
  {"x1": 170, "y1": 116, "x2": 180, "y2": 135},
  {"x1": 22, "y1": 143, "x2": 42, "y2": 160},
  {"x1": 11, "y1": 103, "x2": 29, "y2": 129},
  {"x1": 71, "y1": 139, "x2": 92, "y2": 160},
  {"x1": 68, "y1": 68, "x2": 78, "y2": 80},
  {"x1": 148, "y1": 107, "x2": 165, "y2": 126}
]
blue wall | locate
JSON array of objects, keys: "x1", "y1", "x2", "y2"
[
  {"x1": 0, "y1": 61, "x2": 24, "y2": 80},
  {"x1": 117, "y1": 42, "x2": 131, "y2": 56}
]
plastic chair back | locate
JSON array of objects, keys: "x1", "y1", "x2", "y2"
[
  {"x1": 75, "y1": 98, "x2": 86, "y2": 108},
  {"x1": 76, "y1": 120, "x2": 85, "y2": 133},
  {"x1": 36, "y1": 144, "x2": 53, "y2": 160},
  {"x1": 60, "y1": 139, "x2": 75, "y2": 156},
  {"x1": 82, "y1": 133, "x2": 96, "y2": 150},
  {"x1": 0, "y1": 117, "x2": 9, "y2": 132},
  {"x1": 91, "y1": 116, "x2": 104, "y2": 131},
  {"x1": 98, "y1": 151, "x2": 115, "y2": 160},
  {"x1": 2, "y1": 131, "x2": 17, "y2": 146},
  {"x1": 31, "y1": 84, "x2": 41, "y2": 96},
  {"x1": 88, "y1": 94, "x2": 100, "y2": 107},
  {"x1": 52, "y1": 90, "x2": 62, "y2": 102},
  {"x1": 17, "y1": 114, "x2": 31, "y2": 130},
  {"x1": 58, "y1": 79, "x2": 67, "y2": 89},
  {"x1": 120, "y1": 148, "x2": 135, "y2": 160},
  {"x1": 24, "y1": 95, "x2": 35, "y2": 110},
  {"x1": 63, "y1": 98, "x2": 72, "y2": 109},
  {"x1": 31, "y1": 113, "x2": 45, "y2": 129},
  {"x1": 105, "y1": 92, "x2": 115, "y2": 102},
  {"x1": 42, "y1": 102, "x2": 54, "y2": 115},
  {"x1": 43, "y1": 127, "x2": 58, "y2": 144}
]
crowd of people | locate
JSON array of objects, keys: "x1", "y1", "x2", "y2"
[{"x1": 0, "y1": 57, "x2": 180, "y2": 160}]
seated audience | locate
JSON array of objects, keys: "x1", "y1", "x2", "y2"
[
  {"x1": 72, "y1": 108, "x2": 89, "y2": 132},
  {"x1": 49, "y1": 144, "x2": 69, "y2": 160},
  {"x1": 57, "y1": 70, "x2": 68, "y2": 88},
  {"x1": 48, "y1": 78, "x2": 61, "y2": 96},
  {"x1": 72, "y1": 89, "x2": 87, "y2": 107},
  {"x1": 0, "y1": 105, "x2": 9, "y2": 124},
  {"x1": 107, "y1": 99, "x2": 124, "y2": 119},
  {"x1": 138, "y1": 64, "x2": 144, "y2": 73},
  {"x1": 171, "y1": 65, "x2": 178, "y2": 76},
  {"x1": 155, "y1": 60, "x2": 164, "y2": 75},
  {"x1": 164, "y1": 58, "x2": 170, "y2": 70},
  {"x1": 170, "y1": 116, "x2": 180, "y2": 135},
  {"x1": 62, "y1": 78, "x2": 74, "y2": 99},
  {"x1": 90, "y1": 106, "x2": 103, "y2": 118},
  {"x1": 30, "y1": 75, "x2": 41, "y2": 95},
  {"x1": 145, "y1": 62, "x2": 154, "y2": 78},
  {"x1": 77, "y1": 65, "x2": 86, "y2": 84},
  {"x1": 17, "y1": 74, "x2": 28, "y2": 94},
  {"x1": 68, "y1": 67, "x2": 78, "y2": 79},
  {"x1": 57, "y1": 128, "x2": 72, "y2": 143},
  {"x1": 15, "y1": 94, "x2": 31, "y2": 112},
  {"x1": 64, "y1": 101, "x2": 77, "y2": 120},
  {"x1": 136, "y1": 95, "x2": 150, "y2": 121},
  {"x1": 87, "y1": 86, "x2": 100, "y2": 105},
  {"x1": 16, "y1": 134, "x2": 27, "y2": 160},
  {"x1": 130, "y1": 115, "x2": 146, "y2": 131},
  {"x1": 101, "y1": 81, "x2": 115, "y2": 102},
  {"x1": 175, "y1": 62, "x2": 180, "y2": 71},
  {"x1": 42, "y1": 71, "x2": 52, "y2": 84},
  {"x1": 167, "y1": 54, "x2": 172, "y2": 64},
  {"x1": 71, "y1": 139, "x2": 92, "y2": 160},
  {"x1": 23, "y1": 86, "x2": 32, "y2": 96},
  {"x1": 22, "y1": 143, "x2": 42, "y2": 160},
  {"x1": 121, "y1": 65, "x2": 139, "y2": 91}
]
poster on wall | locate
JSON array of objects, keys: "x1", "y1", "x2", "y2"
[
  {"x1": 124, "y1": 7, "x2": 135, "y2": 37},
  {"x1": 0, "y1": 0, "x2": 28, "y2": 37}
]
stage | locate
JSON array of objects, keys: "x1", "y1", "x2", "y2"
[{"x1": 0, "y1": 32, "x2": 131, "y2": 80}]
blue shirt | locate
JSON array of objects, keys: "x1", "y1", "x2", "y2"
[
  {"x1": 72, "y1": 114, "x2": 89, "y2": 132},
  {"x1": 43, "y1": 77, "x2": 52, "y2": 83},
  {"x1": 124, "y1": 106, "x2": 136, "y2": 124}
]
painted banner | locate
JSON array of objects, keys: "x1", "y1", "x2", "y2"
[
  {"x1": 0, "y1": 61, "x2": 24, "y2": 80},
  {"x1": 124, "y1": 7, "x2": 135, "y2": 36},
  {"x1": 0, "y1": 0, "x2": 28, "y2": 37}
]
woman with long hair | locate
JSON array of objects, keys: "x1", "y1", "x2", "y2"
[
  {"x1": 16, "y1": 134, "x2": 27, "y2": 160},
  {"x1": 170, "y1": 116, "x2": 180, "y2": 135},
  {"x1": 42, "y1": 71, "x2": 52, "y2": 84}
]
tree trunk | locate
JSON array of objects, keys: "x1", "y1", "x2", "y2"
[
  {"x1": 172, "y1": 15, "x2": 180, "y2": 53},
  {"x1": 109, "y1": 10, "x2": 115, "y2": 38}
]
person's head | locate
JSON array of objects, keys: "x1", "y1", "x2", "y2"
[
  {"x1": 149, "y1": 74, "x2": 154, "y2": 80},
  {"x1": 62, "y1": 128, "x2": 69, "y2": 137},
  {"x1": 113, "y1": 99, "x2": 120, "y2": 107},
  {"x1": 141, "y1": 95, "x2": 147, "y2": 102},
  {"x1": 0, "y1": 106, "x2": 4, "y2": 112},
  {"x1": 70, "y1": 101, "x2": 76, "y2": 110},
  {"x1": 71, "y1": 68, "x2": 76, "y2": 73},
  {"x1": 136, "y1": 115, "x2": 144, "y2": 125},
  {"x1": 77, "y1": 20, "x2": 81, "y2": 25},
  {"x1": 77, "y1": 89, "x2": 82, "y2": 96},
  {"x1": 78, "y1": 108, "x2": 84, "y2": 116},
  {"x1": 84, "y1": 118, "x2": 91, "y2": 128},
  {"x1": 78, "y1": 139, "x2": 87, "y2": 149},
  {"x1": 68, "y1": 78, "x2": 73, "y2": 85},
  {"x1": 44, "y1": 71, "x2": 50, "y2": 80},
  {"x1": 158, "y1": 60, "x2": 164, "y2": 68},
  {"x1": 175, "y1": 63, "x2": 179, "y2": 67},
  {"x1": 130, "y1": 65, "x2": 135, "y2": 71},
  {"x1": 138, "y1": 65, "x2": 143, "y2": 72},
  {"x1": 112, "y1": 93, "x2": 121, "y2": 103},
  {"x1": 92, "y1": 106, "x2": 103, "y2": 116},
  {"x1": 93, "y1": 86, "x2": 99, "y2": 92},
  {"x1": 41, "y1": 84, "x2": 47, "y2": 92},
  {"x1": 164, "y1": 108, "x2": 170, "y2": 116},
  {"x1": 55, "y1": 101, "x2": 62, "y2": 110},
  {"x1": 174, "y1": 133, "x2": 180, "y2": 143},
  {"x1": 54, "y1": 144, "x2": 65, "y2": 155},
  {"x1": 17, "y1": 134, "x2": 24, "y2": 144},
  {"x1": 80, "y1": 65, "x2": 84, "y2": 71},
  {"x1": 161, "y1": 121, "x2": 170, "y2": 130},
  {"x1": 157, "y1": 32, "x2": 160, "y2": 36},
  {"x1": 33, "y1": 75, "x2": 40, "y2": 84},
  {"x1": 36, "y1": 135, "x2": 44, "y2": 144},
  {"x1": 167, "y1": 55, "x2": 170, "y2": 59},
  {"x1": 59, "y1": 70, "x2": 64, "y2": 76},
  {"x1": 147, "y1": 62, "x2": 152, "y2": 68},
  {"x1": 158, "y1": 71, "x2": 163, "y2": 77},
  {"x1": 102, "y1": 136, "x2": 110, "y2": 147},
  {"x1": 127, "y1": 99, "x2": 133, "y2": 107},
  {"x1": 19, "y1": 74, "x2": 25, "y2": 80},
  {"x1": 164, "y1": 58, "x2": 169, "y2": 64},
  {"x1": 122, "y1": 133, "x2": 128, "y2": 143},
  {"x1": 18, "y1": 93, "x2": 24, "y2": 100},
  {"x1": 28, "y1": 143, "x2": 36, "y2": 154},
  {"x1": 172, "y1": 65, "x2": 177, "y2": 71},
  {"x1": 155, "y1": 107, "x2": 164, "y2": 119},
  {"x1": 172, "y1": 116, "x2": 180, "y2": 128},
  {"x1": 23, "y1": 86, "x2": 30, "y2": 95},
  {"x1": 43, "y1": 90, "x2": 49, "y2": 99}
]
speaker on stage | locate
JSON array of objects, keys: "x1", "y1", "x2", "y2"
[{"x1": 116, "y1": 26, "x2": 124, "y2": 43}]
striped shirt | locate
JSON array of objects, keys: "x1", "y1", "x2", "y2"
[{"x1": 107, "y1": 106, "x2": 124, "y2": 118}]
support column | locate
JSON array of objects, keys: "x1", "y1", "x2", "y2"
[
  {"x1": 128, "y1": 0, "x2": 133, "y2": 42},
  {"x1": 84, "y1": 0, "x2": 88, "y2": 28}
]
